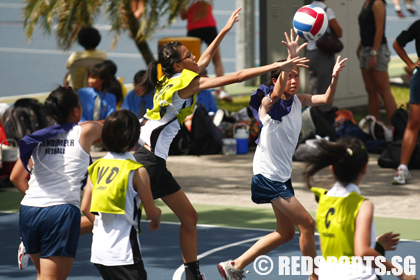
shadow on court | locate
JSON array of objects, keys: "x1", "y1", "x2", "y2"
[{"x1": 1, "y1": 213, "x2": 418, "y2": 280}]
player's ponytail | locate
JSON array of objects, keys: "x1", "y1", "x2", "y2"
[
  {"x1": 302, "y1": 137, "x2": 368, "y2": 187},
  {"x1": 139, "y1": 41, "x2": 184, "y2": 94}
]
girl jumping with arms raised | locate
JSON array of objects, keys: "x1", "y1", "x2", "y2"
[
  {"x1": 217, "y1": 30, "x2": 347, "y2": 280},
  {"x1": 134, "y1": 10, "x2": 308, "y2": 280}
]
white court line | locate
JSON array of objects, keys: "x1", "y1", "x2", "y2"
[
  {"x1": 172, "y1": 235, "x2": 265, "y2": 280},
  {"x1": 149, "y1": 221, "x2": 420, "y2": 280}
]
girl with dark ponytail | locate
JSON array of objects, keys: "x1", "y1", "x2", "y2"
[
  {"x1": 10, "y1": 86, "x2": 104, "y2": 280},
  {"x1": 134, "y1": 8, "x2": 309, "y2": 280},
  {"x1": 303, "y1": 138, "x2": 415, "y2": 280}
]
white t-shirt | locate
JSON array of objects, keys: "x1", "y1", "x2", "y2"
[
  {"x1": 307, "y1": 1, "x2": 337, "y2": 51},
  {"x1": 318, "y1": 182, "x2": 378, "y2": 280},
  {"x1": 90, "y1": 152, "x2": 143, "y2": 266},
  {"x1": 139, "y1": 73, "x2": 194, "y2": 161},
  {"x1": 21, "y1": 125, "x2": 90, "y2": 208},
  {"x1": 253, "y1": 96, "x2": 302, "y2": 182}
]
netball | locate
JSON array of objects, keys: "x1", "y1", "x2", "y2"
[{"x1": 293, "y1": 5, "x2": 329, "y2": 41}]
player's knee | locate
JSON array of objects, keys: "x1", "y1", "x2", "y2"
[
  {"x1": 407, "y1": 119, "x2": 420, "y2": 131},
  {"x1": 302, "y1": 216, "x2": 316, "y2": 235},
  {"x1": 181, "y1": 209, "x2": 198, "y2": 228},
  {"x1": 283, "y1": 228, "x2": 296, "y2": 242}
]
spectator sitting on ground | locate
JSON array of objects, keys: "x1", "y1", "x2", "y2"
[
  {"x1": 102, "y1": 59, "x2": 125, "y2": 106},
  {"x1": 78, "y1": 63, "x2": 117, "y2": 122},
  {"x1": 121, "y1": 70, "x2": 154, "y2": 120},
  {"x1": 195, "y1": 69, "x2": 219, "y2": 116},
  {"x1": 64, "y1": 26, "x2": 107, "y2": 86}
]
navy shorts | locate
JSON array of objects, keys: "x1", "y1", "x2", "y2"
[
  {"x1": 251, "y1": 174, "x2": 295, "y2": 204},
  {"x1": 19, "y1": 204, "x2": 81, "y2": 258},
  {"x1": 410, "y1": 68, "x2": 420, "y2": 104}
]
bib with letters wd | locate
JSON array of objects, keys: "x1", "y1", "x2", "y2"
[
  {"x1": 312, "y1": 187, "x2": 365, "y2": 261},
  {"x1": 146, "y1": 69, "x2": 199, "y2": 124},
  {"x1": 89, "y1": 158, "x2": 143, "y2": 216}
]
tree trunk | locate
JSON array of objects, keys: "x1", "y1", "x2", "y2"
[
  {"x1": 124, "y1": 3, "x2": 156, "y2": 65},
  {"x1": 134, "y1": 38, "x2": 155, "y2": 66}
]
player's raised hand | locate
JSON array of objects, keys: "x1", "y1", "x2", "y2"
[
  {"x1": 223, "y1": 7, "x2": 241, "y2": 31},
  {"x1": 282, "y1": 29, "x2": 308, "y2": 59},
  {"x1": 332, "y1": 55, "x2": 348, "y2": 77},
  {"x1": 277, "y1": 56, "x2": 309, "y2": 72}
]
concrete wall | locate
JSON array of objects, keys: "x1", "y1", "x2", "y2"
[{"x1": 260, "y1": 0, "x2": 367, "y2": 109}]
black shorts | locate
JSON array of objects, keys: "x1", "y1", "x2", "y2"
[
  {"x1": 187, "y1": 26, "x2": 218, "y2": 46},
  {"x1": 133, "y1": 146, "x2": 181, "y2": 199},
  {"x1": 94, "y1": 262, "x2": 147, "y2": 280}
]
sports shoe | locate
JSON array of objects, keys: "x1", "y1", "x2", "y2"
[
  {"x1": 396, "y1": 10, "x2": 405, "y2": 17},
  {"x1": 217, "y1": 260, "x2": 246, "y2": 280},
  {"x1": 393, "y1": 167, "x2": 411, "y2": 185},
  {"x1": 18, "y1": 241, "x2": 29, "y2": 270}
]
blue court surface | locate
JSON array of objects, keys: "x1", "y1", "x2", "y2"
[{"x1": 1, "y1": 213, "x2": 419, "y2": 280}]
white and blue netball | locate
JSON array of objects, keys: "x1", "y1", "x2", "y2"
[{"x1": 293, "y1": 5, "x2": 329, "y2": 41}]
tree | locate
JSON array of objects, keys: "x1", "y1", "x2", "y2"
[{"x1": 22, "y1": 0, "x2": 187, "y2": 65}]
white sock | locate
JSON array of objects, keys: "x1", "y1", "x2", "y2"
[
  {"x1": 395, "y1": 5, "x2": 401, "y2": 11},
  {"x1": 398, "y1": 164, "x2": 408, "y2": 170}
]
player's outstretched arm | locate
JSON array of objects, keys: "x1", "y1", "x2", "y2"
[
  {"x1": 180, "y1": 56, "x2": 308, "y2": 98},
  {"x1": 299, "y1": 56, "x2": 348, "y2": 107},
  {"x1": 197, "y1": 7, "x2": 241, "y2": 72}
]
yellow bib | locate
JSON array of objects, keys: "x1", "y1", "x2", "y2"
[
  {"x1": 146, "y1": 69, "x2": 199, "y2": 124},
  {"x1": 89, "y1": 158, "x2": 143, "y2": 215},
  {"x1": 312, "y1": 187, "x2": 365, "y2": 261}
]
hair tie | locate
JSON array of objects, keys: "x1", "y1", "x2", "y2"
[
  {"x1": 157, "y1": 63, "x2": 164, "y2": 80},
  {"x1": 346, "y1": 148, "x2": 353, "y2": 156}
]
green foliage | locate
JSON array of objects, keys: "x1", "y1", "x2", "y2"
[
  {"x1": 21, "y1": 0, "x2": 187, "y2": 50},
  {"x1": 217, "y1": 95, "x2": 251, "y2": 112},
  {"x1": 391, "y1": 86, "x2": 410, "y2": 108}
]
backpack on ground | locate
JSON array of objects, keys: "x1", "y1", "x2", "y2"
[
  {"x1": 378, "y1": 138, "x2": 420, "y2": 169},
  {"x1": 358, "y1": 115, "x2": 393, "y2": 142},
  {"x1": 2, "y1": 98, "x2": 54, "y2": 142},
  {"x1": 168, "y1": 124, "x2": 191, "y2": 156},
  {"x1": 14, "y1": 98, "x2": 54, "y2": 130},
  {"x1": 334, "y1": 119, "x2": 370, "y2": 142},
  {"x1": 390, "y1": 105, "x2": 409, "y2": 141},
  {"x1": 300, "y1": 106, "x2": 337, "y2": 144},
  {"x1": 190, "y1": 106, "x2": 222, "y2": 155}
]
